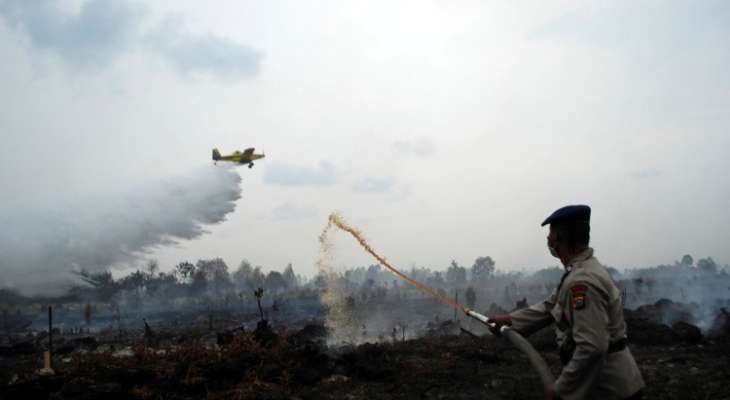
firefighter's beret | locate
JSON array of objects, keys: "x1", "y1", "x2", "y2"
[{"x1": 541, "y1": 205, "x2": 591, "y2": 227}]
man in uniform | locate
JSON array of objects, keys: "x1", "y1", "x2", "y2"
[{"x1": 489, "y1": 205, "x2": 644, "y2": 400}]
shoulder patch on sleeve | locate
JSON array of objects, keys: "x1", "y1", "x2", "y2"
[
  {"x1": 570, "y1": 283, "x2": 588, "y2": 294},
  {"x1": 570, "y1": 283, "x2": 588, "y2": 310}
]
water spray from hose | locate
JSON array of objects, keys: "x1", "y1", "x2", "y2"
[
  {"x1": 318, "y1": 212, "x2": 556, "y2": 396},
  {"x1": 320, "y1": 212, "x2": 465, "y2": 312}
]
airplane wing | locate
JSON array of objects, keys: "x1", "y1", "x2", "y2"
[{"x1": 241, "y1": 148, "x2": 255, "y2": 159}]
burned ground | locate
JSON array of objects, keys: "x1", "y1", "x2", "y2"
[
  {"x1": 1, "y1": 309, "x2": 729, "y2": 400},
  {"x1": 2, "y1": 255, "x2": 730, "y2": 400}
]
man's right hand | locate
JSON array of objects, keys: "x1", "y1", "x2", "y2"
[
  {"x1": 488, "y1": 314, "x2": 512, "y2": 326},
  {"x1": 487, "y1": 314, "x2": 512, "y2": 336}
]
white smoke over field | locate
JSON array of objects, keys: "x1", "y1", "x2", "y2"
[{"x1": 0, "y1": 166, "x2": 241, "y2": 295}]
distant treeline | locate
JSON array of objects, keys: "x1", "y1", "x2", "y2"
[{"x1": 1, "y1": 254, "x2": 727, "y2": 311}]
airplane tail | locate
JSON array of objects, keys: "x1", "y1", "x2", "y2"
[{"x1": 212, "y1": 148, "x2": 221, "y2": 161}]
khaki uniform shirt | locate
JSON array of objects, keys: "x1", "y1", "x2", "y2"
[{"x1": 509, "y1": 248, "x2": 645, "y2": 400}]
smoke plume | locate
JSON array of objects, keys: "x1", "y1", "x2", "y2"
[{"x1": 0, "y1": 166, "x2": 241, "y2": 295}]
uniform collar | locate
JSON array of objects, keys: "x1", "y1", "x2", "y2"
[
  {"x1": 557, "y1": 248, "x2": 593, "y2": 293},
  {"x1": 566, "y1": 247, "x2": 593, "y2": 269}
]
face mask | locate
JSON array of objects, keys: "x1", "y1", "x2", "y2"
[{"x1": 548, "y1": 243, "x2": 559, "y2": 258}]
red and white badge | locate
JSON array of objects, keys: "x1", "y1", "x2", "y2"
[{"x1": 570, "y1": 284, "x2": 588, "y2": 310}]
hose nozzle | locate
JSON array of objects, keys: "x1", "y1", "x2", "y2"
[{"x1": 464, "y1": 308, "x2": 507, "y2": 334}]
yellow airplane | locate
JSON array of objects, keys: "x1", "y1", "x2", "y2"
[{"x1": 212, "y1": 147, "x2": 265, "y2": 168}]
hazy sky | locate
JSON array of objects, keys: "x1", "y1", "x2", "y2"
[{"x1": 1, "y1": 0, "x2": 729, "y2": 292}]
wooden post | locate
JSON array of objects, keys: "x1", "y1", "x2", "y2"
[
  {"x1": 454, "y1": 290, "x2": 459, "y2": 322},
  {"x1": 48, "y1": 305, "x2": 53, "y2": 369}
]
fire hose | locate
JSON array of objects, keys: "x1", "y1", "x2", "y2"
[{"x1": 465, "y1": 309, "x2": 555, "y2": 396}]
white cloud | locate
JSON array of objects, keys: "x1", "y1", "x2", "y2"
[
  {"x1": 0, "y1": 0, "x2": 262, "y2": 79},
  {"x1": 269, "y1": 202, "x2": 318, "y2": 222},
  {"x1": 392, "y1": 136, "x2": 434, "y2": 157},
  {"x1": 264, "y1": 161, "x2": 338, "y2": 186},
  {"x1": 145, "y1": 16, "x2": 262, "y2": 80},
  {"x1": 353, "y1": 176, "x2": 395, "y2": 193},
  {"x1": 0, "y1": 0, "x2": 144, "y2": 70},
  {"x1": 630, "y1": 168, "x2": 663, "y2": 180}
]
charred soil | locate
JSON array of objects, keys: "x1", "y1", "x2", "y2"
[{"x1": 1, "y1": 322, "x2": 729, "y2": 400}]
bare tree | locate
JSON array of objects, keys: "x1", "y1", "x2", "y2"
[
  {"x1": 83, "y1": 303, "x2": 92, "y2": 329},
  {"x1": 471, "y1": 256, "x2": 495, "y2": 284},
  {"x1": 254, "y1": 288, "x2": 265, "y2": 321},
  {"x1": 446, "y1": 260, "x2": 467, "y2": 287},
  {"x1": 465, "y1": 287, "x2": 477, "y2": 309}
]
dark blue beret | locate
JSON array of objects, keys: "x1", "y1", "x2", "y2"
[{"x1": 541, "y1": 205, "x2": 591, "y2": 226}]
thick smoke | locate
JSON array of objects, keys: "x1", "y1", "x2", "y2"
[{"x1": 0, "y1": 166, "x2": 241, "y2": 295}]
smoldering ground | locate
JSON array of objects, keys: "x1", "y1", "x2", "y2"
[{"x1": 0, "y1": 165, "x2": 241, "y2": 296}]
